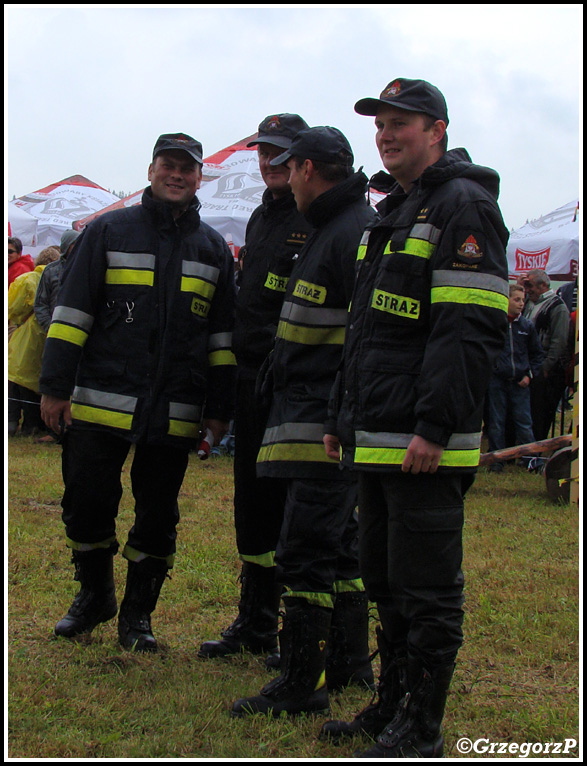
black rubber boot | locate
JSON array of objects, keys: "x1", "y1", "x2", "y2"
[
  {"x1": 118, "y1": 557, "x2": 169, "y2": 652},
  {"x1": 357, "y1": 657, "x2": 455, "y2": 758},
  {"x1": 326, "y1": 591, "x2": 375, "y2": 691},
  {"x1": 198, "y1": 562, "x2": 281, "y2": 664},
  {"x1": 54, "y1": 546, "x2": 118, "y2": 637},
  {"x1": 320, "y1": 626, "x2": 405, "y2": 741},
  {"x1": 231, "y1": 599, "x2": 331, "y2": 718}
]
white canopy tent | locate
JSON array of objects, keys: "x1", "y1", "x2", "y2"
[
  {"x1": 8, "y1": 175, "x2": 119, "y2": 249},
  {"x1": 506, "y1": 200, "x2": 579, "y2": 282},
  {"x1": 7, "y1": 204, "x2": 38, "y2": 246}
]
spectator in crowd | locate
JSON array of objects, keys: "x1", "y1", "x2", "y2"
[
  {"x1": 39, "y1": 133, "x2": 236, "y2": 653},
  {"x1": 485, "y1": 284, "x2": 544, "y2": 472},
  {"x1": 523, "y1": 269, "x2": 570, "y2": 440},
  {"x1": 8, "y1": 237, "x2": 34, "y2": 289},
  {"x1": 34, "y1": 229, "x2": 81, "y2": 332},
  {"x1": 8, "y1": 247, "x2": 61, "y2": 437}
]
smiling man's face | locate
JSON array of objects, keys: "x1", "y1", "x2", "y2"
[{"x1": 148, "y1": 149, "x2": 202, "y2": 215}]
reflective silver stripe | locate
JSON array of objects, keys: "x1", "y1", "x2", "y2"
[
  {"x1": 51, "y1": 305, "x2": 94, "y2": 332},
  {"x1": 169, "y1": 402, "x2": 202, "y2": 422},
  {"x1": 208, "y1": 332, "x2": 232, "y2": 351},
  {"x1": 355, "y1": 430, "x2": 482, "y2": 450},
  {"x1": 409, "y1": 222, "x2": 442, "y2": 245},
  {"x1": 263, "y1": 421, "x2": 325, "y2": 445},
  {"x1": 432, "y1": 270, "x2": 509, "y2": 296},
  {"x1": 72, "y1": 386, "x2": 137, "y2": 413},
  {"x1": 182, "y1": 260, "x2": 220, "y2": 283},
  {"x1": 107, "y1": 251, "x2": 156, "y2": 269},
  {"x1": 280, "y1": 301, "x2": 348, "y2": 327}
]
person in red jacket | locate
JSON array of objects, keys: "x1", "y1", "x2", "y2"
[{"x1": 8, "y1": 238, "x2": 34, "y2": 288}]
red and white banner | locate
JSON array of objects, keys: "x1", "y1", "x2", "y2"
[{"x1": 506, "y1": 200, "x2": 579, "y2": 281}]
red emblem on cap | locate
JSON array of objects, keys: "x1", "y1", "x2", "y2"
[
  {"x1": 267, "y1": 116, "x2": 281, "y2": 130},
  {"x1": 382, "y1": 80, "x2": 401, "y2": 98}
]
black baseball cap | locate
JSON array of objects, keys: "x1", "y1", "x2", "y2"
[
  {"x1": 354, "y1": 78, "x2": 449, "y2": 125},
  {"x1": 270, "y1": 126, "x2": 354, "y2": 167},
  {"x1": 153, "y1": 133, "x2": 204, "y2": 164},
  {"x1": 247, "y1": 113, "x2": 310, "y2": 150}
]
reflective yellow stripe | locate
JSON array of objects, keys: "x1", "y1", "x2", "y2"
[
  {"x1": 354, "y1": 445, "x2": 481, "y2": 468},
  {"x1": 258, "y1": 442, "x2": 332, "y2": 464},
  {"x1": 123, "y1": 544, "x2": 174, "y2": 568},
  {"x1": 431, "y1": 286, "x2": 509, "y2": 312},
  {"x1": 66, "y1": 535, "x2": 117, "y2": 552},
  {"x1": 168, "y1": 419, "x2": 200, "y2": 439},
  {"x1": 47, "y1": 322, "x2": 89, "y2": 347},
  {"x1": 276, "y1": 321, "x2": 345, "y2": 345},
  {"x1": 71, "y1": 402, "x2": 134, "y2": 430},
  {"x1": 334, "y1": 578, "x2": 365, "y2": 594},
  {"x1": 384, "y1": 237, "x2": 435, "y2": 259},
  {"x1": 241, "y1": 552, "x2": 276, "y2": 567},
  {"x1": 283, "y1": 590, "x2": 334, "y2": 609},
  {"x1": 208, "y1": 349, "x2": 237, "y2": 367},
  {"x1": 357, "y1": 244, "x2": 368, "y2": 262},
  {"x1": 105, "y1": 269, "x2": 154, "y2": 286},
  {"x1": 180, "y1": 276, "x2": 216, "y2": 300}
]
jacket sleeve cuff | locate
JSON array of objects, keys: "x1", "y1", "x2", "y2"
[{"x1": 413, "y1": 420, "x2": 451, "y2": 448}]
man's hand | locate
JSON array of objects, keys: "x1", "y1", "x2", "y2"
[
  {"x1": 402, "y1": 434, "x2": 444, "y2": 474},
  {"x1": 323, "y1": 433, "x2": 341, "y2": 461},
  {"x1": 40, "y1": 394, "x2": 72, "y2": 435}
]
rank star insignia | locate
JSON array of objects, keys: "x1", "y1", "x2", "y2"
[{"x1": 457, "y1": 235, "x2": 483, "y2": 259}]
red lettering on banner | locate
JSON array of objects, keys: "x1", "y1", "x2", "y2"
[{"x1": 515, "y1": 247, "x2": 550, "y2": 272}]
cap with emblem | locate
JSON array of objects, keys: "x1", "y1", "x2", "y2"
[
  {"x1": 247, "y1": 114, "x2": 310, "y2": 150},
  {"x1": 153, "y1": 133, "x2": 204, "y2": 164},
  {"x1": 270, "y1": 126, "x2": 354, "y2": 167},
  {"x1": 354, "y1": 78, "x2": 449, "y2": 125}
]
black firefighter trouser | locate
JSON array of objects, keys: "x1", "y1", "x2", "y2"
[
  {"x1": 60, "y1": 428, "x2": 189, "y2": 565},
  {"x1": 358, "y1": 470, "x2": 475, "y2": 668},
  {"x1": 275, "y1": 475, "x2": 363, "y2": 608},
  {"x1": 233, "y1": 371, "x2": 287, "y2": 565}
]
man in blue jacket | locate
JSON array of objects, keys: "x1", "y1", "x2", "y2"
[
  {"x1": 485, "y1": 283, "x2": 544, "y2": 471},
  {"x1": 40, "y1": 133, "x2": 236, "y2": 652}
]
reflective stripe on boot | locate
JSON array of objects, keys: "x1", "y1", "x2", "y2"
[
  {"x1": 54, "y1": 547, "x2": 118, "y2": 638},
  {"x1": 231, "y1": 600, "x2": 331, "y2": 718}
]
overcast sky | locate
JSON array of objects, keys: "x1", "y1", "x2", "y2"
[{"x1": 4, "y1": 4, "x2": 582, "y2": 231}]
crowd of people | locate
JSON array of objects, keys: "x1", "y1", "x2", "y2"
[{"x1": 6, "y1": 77, "x2": 578, "y2": 758}]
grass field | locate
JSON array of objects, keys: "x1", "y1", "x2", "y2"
[{"x1": 6, "y1": 436, "x2": 580, "y2": 759}]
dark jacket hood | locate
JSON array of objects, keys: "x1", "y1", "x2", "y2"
[{"x1": 370, "y1": 147, "x2": 502, "y2": 212}]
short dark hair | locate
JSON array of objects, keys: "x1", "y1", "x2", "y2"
[
  {"x1": 422, "y1": 114, "x2": 448, "y2": 153},
  {"x1": 8, "y1": 237, "x2": 23, "y2": 254},
  {"x1": 292, "y1": 156, "x2": 354, "y2": 183}
]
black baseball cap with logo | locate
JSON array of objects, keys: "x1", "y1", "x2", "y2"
[
  {"x1": 270, "y1": 126, "x2": 354, "y2": 167},
  {"x1": 247, "y1": 114, "x2": 310, "y2": 150},
  {"x1": 153, "y1": 133, "x2": 204, "y2": 164},
  {"x1": 354, "y1": 78, "x2": 449, "y2": 125}
]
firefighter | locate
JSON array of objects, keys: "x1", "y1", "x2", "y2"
[
  {"x1": 231, "y1": 126, "x2": 376, "y2": 719},
  {"x1": 198, "y1": 113, "x2": 311, "y2": 666},
  {"x1": 320, "y1": 79, "x2": 510, "y2": 757},
  {"x1": 40, "y1": 133, "x2": 236, "y2": 652}
]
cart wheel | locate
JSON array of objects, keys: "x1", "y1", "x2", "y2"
[{"x1": 544, "y1": 447, "x2": 576, "y2": 503}]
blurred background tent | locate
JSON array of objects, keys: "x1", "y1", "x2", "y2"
[
  {"x1": 7, "y1": 204, "x2": 39, "y2": 247},
  {"x1": 506, "y1": 200, "x2": 579, "y2": 282}
]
